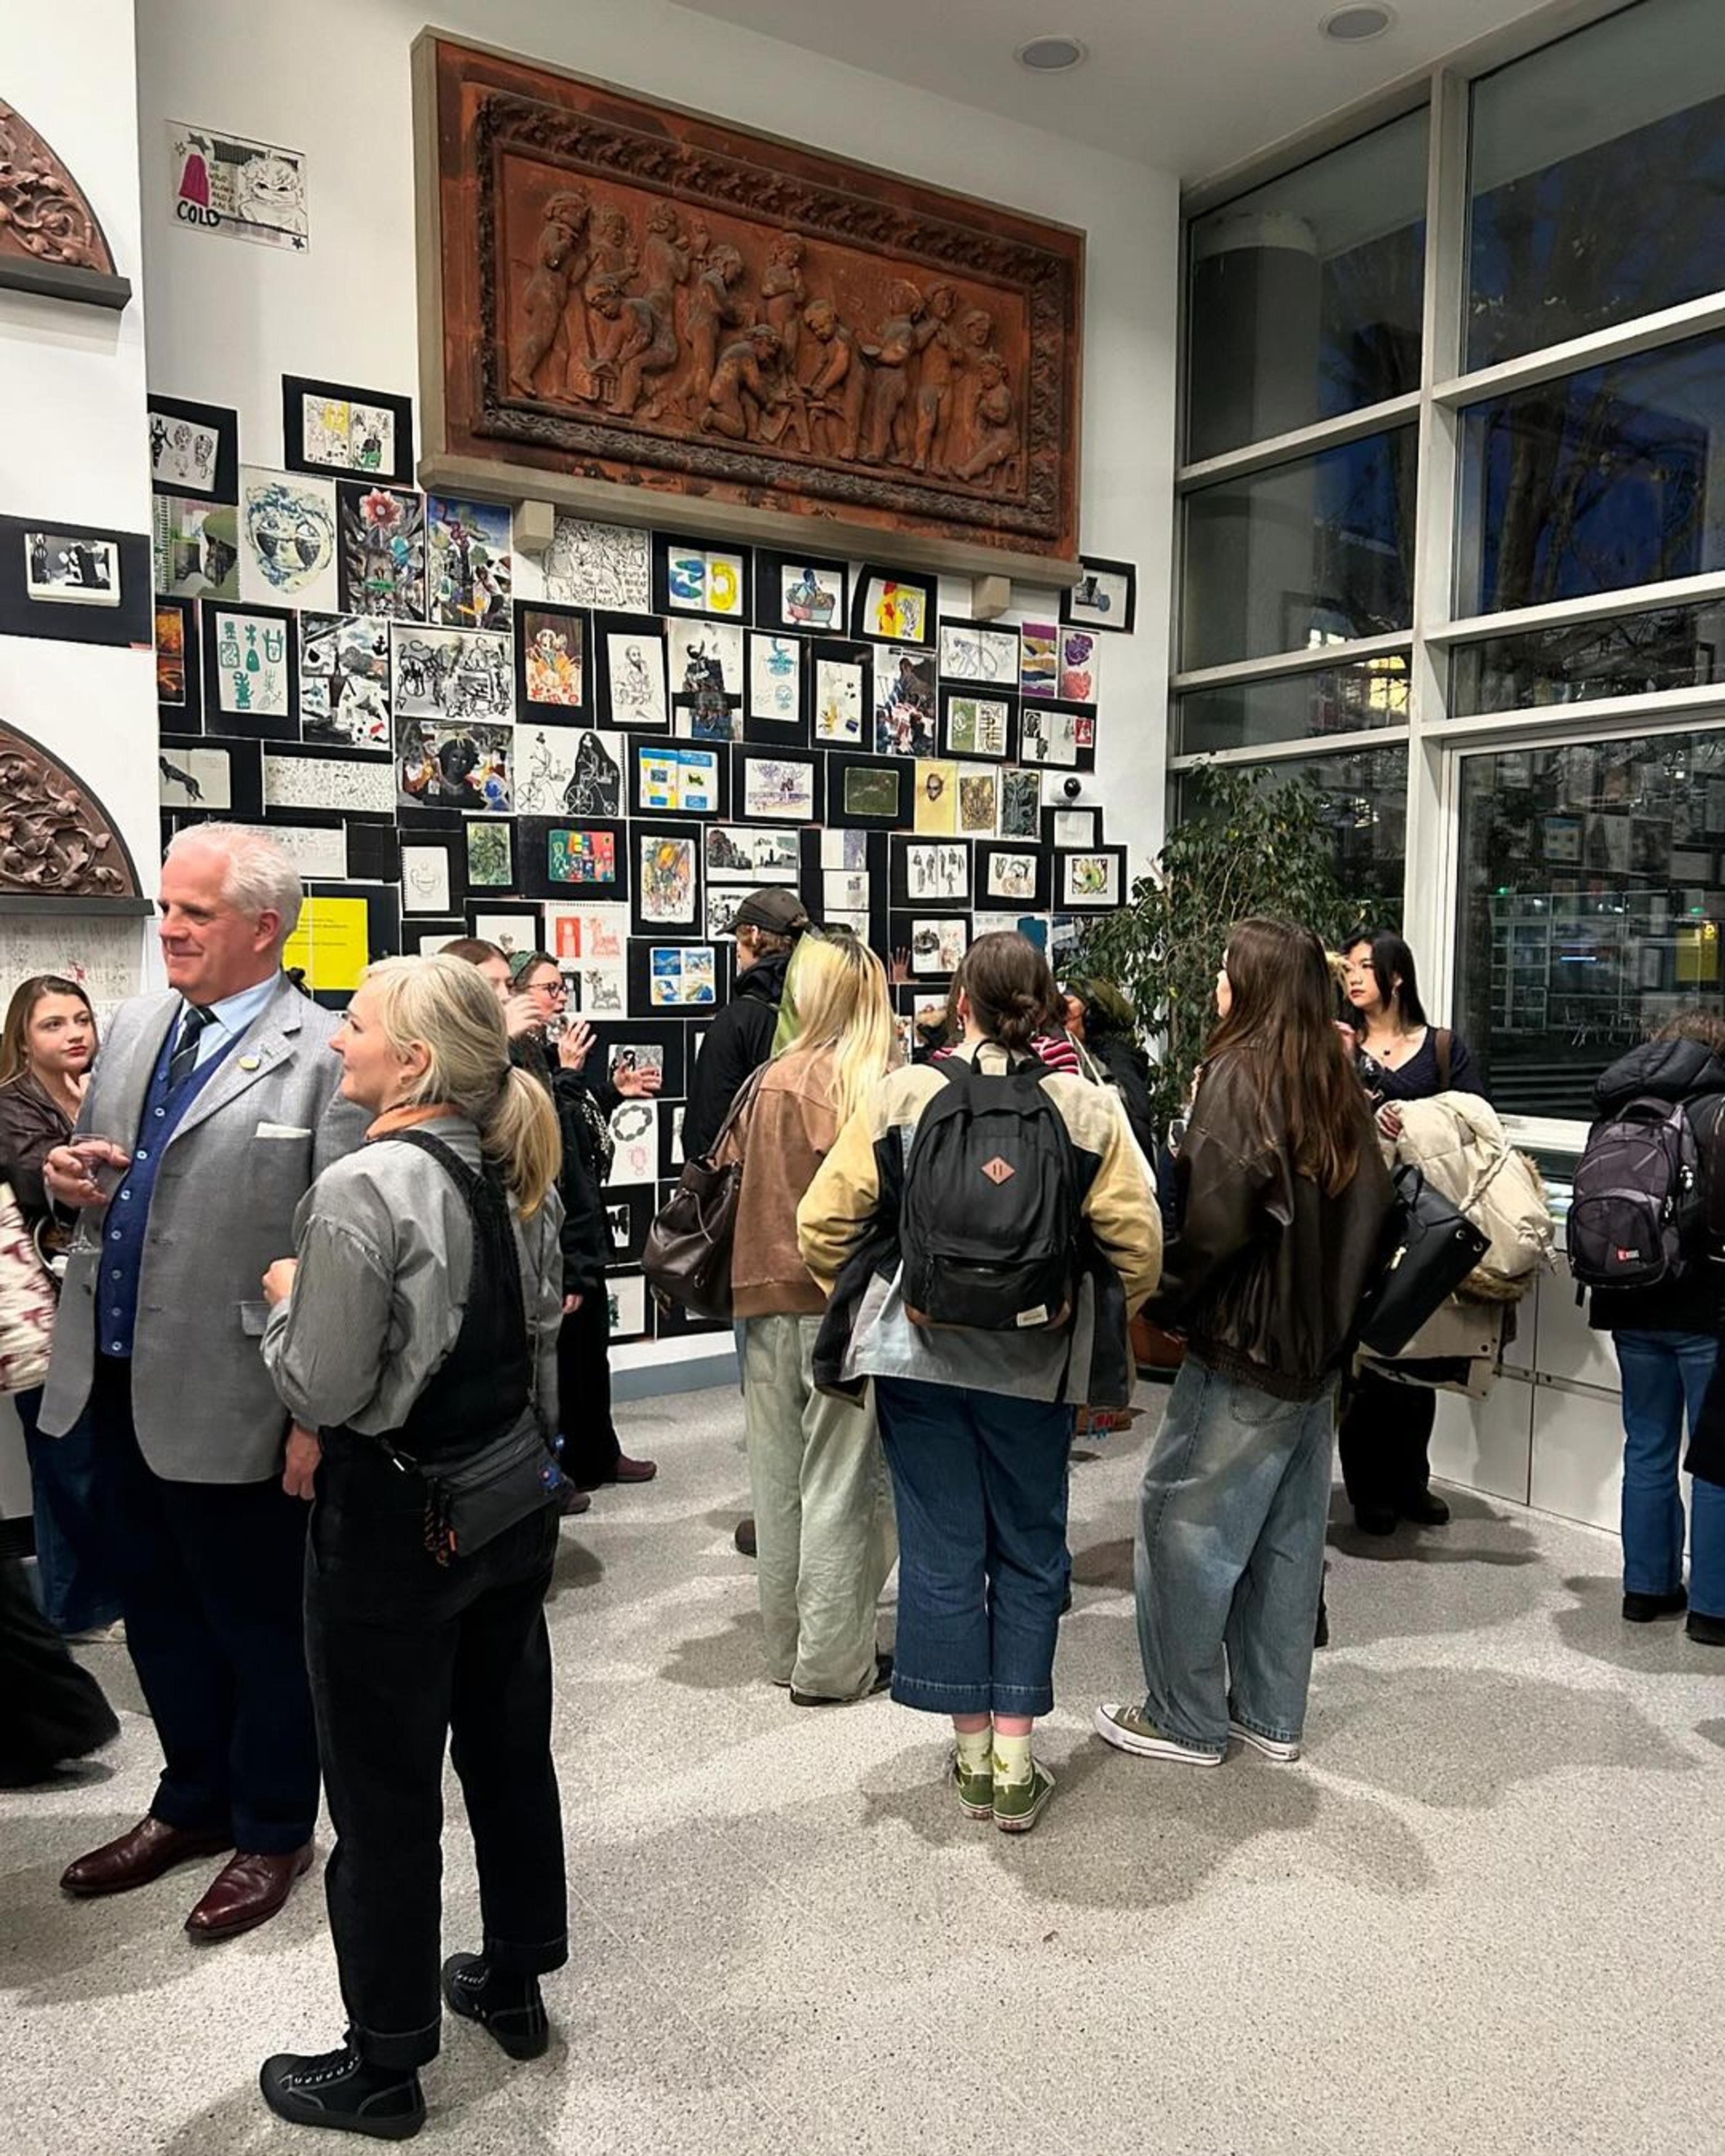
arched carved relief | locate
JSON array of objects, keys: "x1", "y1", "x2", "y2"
[
  {"x1": 0, "y1": 721, "x2": 148, "y2": 912},
  {"x1": 0, "y1": 99, "x2": 130, "y2": 309}
]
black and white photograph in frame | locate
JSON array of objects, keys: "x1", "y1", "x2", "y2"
[
  {"x1": 889, "y1": 835, "x2": 971, "y2": 911},
  {"x1": 24, "y1": 529, "x2": 120, "y2": 607},
  {"x1": 754, "y1": 547, "x2": 849, "y2": 637},
  {"x1": 1061, "y1": 556, "x2": 1137, "y2": 636},
  {"x1": 976, "y1": 841, "x2": 1050, "y2": 911},
  {"x1": 282, "y1": 375, "x2": 416, "y2": 488},
  {"x1": 595, "y1": 612, "x2": 670, "y2": 729},
  {"x1": 149, "y1": 393, "x2": 239, "y2": 501},
  {"x1": 938, "y1": 684, "x2": 1017, "y2": 763},
  {"x1": 1056, "y1": 845, "x2": 1127, "y2": 911},
  {"x1": 937, "y1": 617, "x2": 1022, "y2": 688},
  {"x1": 0, "y1": 517, "x2": 151, "y2": 648}
]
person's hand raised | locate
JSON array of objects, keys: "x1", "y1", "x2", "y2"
[{"x1": 558, "y1": 1019, "x2": 595, "y2": 1072}]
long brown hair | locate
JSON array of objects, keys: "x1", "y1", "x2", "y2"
[
  {"x1": 1205, "y1": 918, "x2": 1365, "y2": 1195},
  {"x1": 0, "y1": 974, "x2": 97, "y2": 1091}
]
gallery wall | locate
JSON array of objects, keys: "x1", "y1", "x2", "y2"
[{"x1": 130, "y1": 0, "x2": 1180, "y2": 1377}]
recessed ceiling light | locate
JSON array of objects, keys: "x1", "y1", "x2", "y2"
[
  {"x1": 1322, "y1": 4, "x2": 1396, "y2": 40},
  {"x1": 1015, "y1": 35, "x2": 1088, "y2": 71}
]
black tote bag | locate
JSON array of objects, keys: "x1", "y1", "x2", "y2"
[{"x1": 1357, "y1": 1164, "x2": 1491, "y2": 1359}]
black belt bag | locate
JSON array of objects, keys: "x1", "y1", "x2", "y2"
[{"x1": 383, "y1": 1409, "x2": 563, "y2": 1566}]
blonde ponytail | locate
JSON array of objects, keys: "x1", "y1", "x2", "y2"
[{"x1": 480, "y1": 1065, "x2": 560, "y2": 1219}]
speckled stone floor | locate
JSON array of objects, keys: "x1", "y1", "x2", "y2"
[{"x1": 4, "y1": 1379, "x2": 1724, "y2": 2154}]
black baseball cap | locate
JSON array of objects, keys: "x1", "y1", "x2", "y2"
[{"x1": 732, "y1": 889, "x2": 812, "y2": 935}]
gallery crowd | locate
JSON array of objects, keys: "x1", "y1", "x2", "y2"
[{"x1": 3, "y1": 822, "x2": 1724, "y2": 2141}]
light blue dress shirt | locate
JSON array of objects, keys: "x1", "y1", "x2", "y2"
[{"x1": 185, "y1": 973, "x2": 281, "y2": 1068}]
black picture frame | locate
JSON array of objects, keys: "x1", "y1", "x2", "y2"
[
  {"x1": 1061, "y1": 555, "x2": 1138, "y2": 636},
  {"x1": 292, "y1": 879, "x2": 403, "y2": 1010},
  {"x1": 598, "y1": 1184, "x2": 657, "y2": 1267},
  {"x1": 461, "y1": 902, "x2": 543, "y2": 961},
  {"x1": 1042, "y1": 804, "x2": 1101, "y2": 850},
  {"x1": 281, "y1": 375, "x2": 416, "y2": 488},
  {"x1": 889, "y1": 835, "x2": 972, "y2": 913},
  {"x1": 742, "y1": 629, "x2": 811, "y2": 744},
  {"x1": 220, "y1": 811, "x2": 395, "y2": 885},
  {"x1": 1018, "y1": 701, "x2": 1097, "y2": 774},
  {"x1": 583, "y1": 1019, "x2": 690, "y2": 1101},
  {"x1": 938, "y1": 683, "x2": 1019, "y2": 764},
  {"x1": 936, "y1": 615, "x2": 1022, "y2": 689},
  {"x1": 593, "y1": 611, "x2": 672, "y2": 729},
  {"x1": 518, "y1": 815, "x2": 629, "y2": 903},
  {"x1": 975, "y1": 840, "x2": 1051, "y2": 912},
  {"x1": 399, "y1": 917, "x2": 466, "y2": 958},
  {"x1": 850, "y1": 563, "x2": 936, "y2": 647},
  {"x1": 149, "y1": 394, "x2": 240, "y2": 502},
  {"x1": 630, "y1": 819, "x2": 705, "y2": 937},
  {"x1": 605, "y1": 1272, "x2": 653, "y2": 1345},
  {"x1": 889, "y1": 909, "x2": 971, "y2": 984},
  {"x1": 155, "y1": 595, "x2": 201, "y2": 730},
  {"x1": 158, "y1": 733, "x2": 264, "y2": 819},
  {"x1": 631, "y1": 740, "x2": 729, "y2": 821},
  {"x1": 396, "y1": 821, "x2": 470, "y2": 917},
  {"x1": 651, "y1": 532, "x2": 754, "y2": 624},
  {"x1": 731, "y1": 748, "x2": 823, "y2": 825},
  {"x1": 805, "y1": 639, "x2": 874, "y2": 754},
  {"x1": 752, "y1": 547, "x2": 850, "y2": 638},
  {"x1": 513, "y1": 601, "x2": 592, "y2": 725},
  {"x1": 262, "y1": 741, "x2": 400, "y2": 822},
  {"x1": 826, "y1": 754, "x2": 907, "y2": 831},
  {"x1": 997, "y1": 769, "x2": 1044, "y2": 841},
  {"x1": 199, "y1": 598, "x2": 299, "y2": 738},
  {"x1": 1054, "y1": 844, "x2": 1128, "y2": 913},
  {"x1": 0, "y1": 517, "x2": 152, "y2": 648},
  {"x1": 626, "y1": 937, "x2": 730, "y2": 1019}
]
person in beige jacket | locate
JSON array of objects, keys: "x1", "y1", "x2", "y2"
[{"x1": 724, "y1": 933, "x2": 898, "y2": 1706}]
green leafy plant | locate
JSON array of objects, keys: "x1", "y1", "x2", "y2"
[{"x1": 1075, "y1": 764, "x2": 1385, "y2": 1138}]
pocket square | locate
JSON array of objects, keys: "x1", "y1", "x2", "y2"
[{"x1": 255, "y1": 1122, "x2": 312, "y2": 1140}]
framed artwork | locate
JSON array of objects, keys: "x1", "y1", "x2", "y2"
[
  {"x1": 976, "y1": 842, "x2": 1050, "y2": 910},
  {"x1": 425, "y1": 494, "x2": 513, "y2": 630},
  {"x1": 286, "y1": 880, "x2": 401, "y2": 1008},
  {"x1": 632, "y1": 741, "x2": 725, "y2": 817},
  {"x1": 745, "y1": 630, "x2": 807, "y2": 735},
  {"x1": 153, "y1": 494, "x2": 239, "y2": 600},
  {"x1": 912, "y1": 758, "x2": 959, "y2": 836},
  {"x1": 998, "y1": 769, "x2": 1043, "y2": 839},
  {"x1": 734, "y1": 749, "x2": 821, "y2": 823},
  {"x1": 1019, "y1": 620, "x2": 1059, "y2": 699},
  {"x1": 892, "y1": 911, "x2": 971, "y2": 981},
  {"x1": 159, "y1": 734, "x2": 263, "y2": 816},
  {"x1": 581, "y1": 1017, "x2": 689, "y2": 1099},
  {"x1": 939, "y1": 685, "x2": 1017, "y2": 762},
  {"x1": 155, "y1": 596, "x2": 201, "y2": 727},
  {"x1": 515, "y1": 725, "x2": 624, "y2": 817},
  {"x1": 754, "y1": 549, "x2": 849, "y2": 638},
  {"x1": 516, "y1": 818, "x2": 627, "y2": 902},
  {"x1": 262, "y1": 746, "x2": 398, "y2": 817},
  {"x1": 606, "y1": 1272, "x2": 651, "y2": 1343},
  {"x1": 827, "y1": 754, "x2": 906, "y2": 830},
  {"x1": 598, "y1": 1184, "x2": 657, "y2": 1266},
  {"x1": 1018, "y1": 702, "x2": 1095, "y2": 771},
  {"x1": 149, "y1": 394, "x2": 239, "y2": 501},
  {"x1": 299, "y1": 613, "x2": 391, "y2": 750},
  {"x1": 872, "y1": 646, "x2": 939, "y2": 757},
  {"x1": 389, "y1": 623, "x2": 512, "y2": 722},
  {"x1": 0, "y1": 518, "x2": 151, "y2": 647},
  {"x1": 851, "y1": 565, "x2": 936, "y2": 646},
  {"x1": 955, "y1": 765, "x2": 1000, "y2": 837},
  {"x1": 652, "y1": 534, "x2": 751, "y2": 622},
  {"x1": 669, "y1": 619, "x2": 746, "y2": 742},
  {"x1": 628, "y1": 939, "x2": 726, "y2": 1014},
  {"x1": 1062, "y1": 556, "x2": 1137, "y2": 636},
  {"x1": 1043, "y1": 805, "x2": 1100, "y2": 850},
  {"x1": 632, "y1": 821, "x2": 703, "y2": 934},
  {"x1": 1057, "y1": 625, "x2": 1101, "y2": 707},
  {"x1": 200, "y1": 600, "x2": 299, "y2": 737},
  {"x1": 394, "y1": 714, "x2": 514, "y2": 811},
  {"x1": 335, "y1": 482, "x2": 427, "y2": 622},
  {"x1": 1056, "y1": 845, "x2": 1126, "y2": 911},
  {"x1": 467, "y1": 906, "x2": 542, "y2": 959},
  {"x1": 705, "y1": 823, "x2": 801, "y2": 884},
  {"x1": 540, "y1": 518, "x2": 650, "y2": 610},
  {"x1": 889, "y1": 836, "x2": 970, "y2": 911},
  {"x1": 237, "y1": 466, "x2": 340, "y2": 610},
  {"x1": 398, "y1": 827, "x2": 468, "y2": 917},
  {"x1": 465, "y1": 818, "x2": 514, "y2": 889},
  {"x1": 809, "y1": 642, "x2": 873, "y2": 750},
  {"x1": 937, "y1": 618, "x2": 1021, "y2": 688},
  {"x1": 596, "y1": 612, "x2": 670, "y2": 727},
  {"x1": 514, "y1": 602, "x2": 590, "y2": 721},
  {"x1": 544, "y1": 900, "x2": 630, "y2": 1011},
  {"x1": 282, "y1": 375, "x2": 416, "y2": 487}
]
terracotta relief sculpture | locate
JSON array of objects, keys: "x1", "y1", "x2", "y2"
[
  {"x1": 0, "y1": 99, "x2": 127, "y2": 307},
  {"x1": 420, "y1": 38, "x2": 1083, "y2": 561},
  {"x1": 0, "y1": 725, "x2": 142, "y2": 903}
]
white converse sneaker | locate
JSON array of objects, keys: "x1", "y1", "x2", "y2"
[
  {"x1": 1228, "y1": 1719, "x2": 1301, "y2": 1763},
  {"x1": 1093, "y1": 1702, "x2": 1222, "y2": 1766}
]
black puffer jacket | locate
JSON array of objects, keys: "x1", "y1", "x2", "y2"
[
  {"x1": 680, "y1": 949, "x2": 791, "y2": 1162},
  {"x1": 1088, "y1": 1032, "x2": 1157, "y2": 1160},
  {"x1": 1586, "y1": 1036, "x2": 1725, "y2": 1336}
]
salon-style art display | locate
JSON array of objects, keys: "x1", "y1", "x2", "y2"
[{"x1": 414, "y1": 36, "x2": 1083, "y2": 562}]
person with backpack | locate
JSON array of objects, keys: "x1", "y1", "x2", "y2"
[
  {"x1": 1574, "y1": 1012, "x2": 1725, "y2": 1635},
  {"x1": 797, "y1": 932, "x2": 1161, "y2": 1833},
  {"x1": 1336, "y1": 924, "x2": 1480, "y2": 1535},
  {"x1": 680, "y1": 889, "x2": 811, "y2": 1162},
  {"x1": 1095, "y1": 919, "x2": 1393, "y2": 1770},
  {"x1": 722, "y1": 934, "x2": 899, "y2": 1705}
]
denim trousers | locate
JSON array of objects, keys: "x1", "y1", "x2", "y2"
[
  {"x1": 18, "y1": 1385, "x2": 121, "y2": 1636},
  {"x1": 1136, "y1": 1357, "x2": 1335, "y2": 1755},
  {"x1": 742, "y1": 1315, "x2": 896, "y2": 1699},
  {"x1": 305, "y1": 1437, "x2": 568, "y2": 2070},
  {"x1": 1612, "y1": 1330, "x2": 1721, "y2": 1604},
  {"x1": 874, "y1": 1376, "x2": 1074, "y2": 1718}
]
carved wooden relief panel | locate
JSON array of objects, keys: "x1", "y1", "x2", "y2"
[
  {"x1": 0, "y1": 722, "x2": 146, "y2": 910},
  {"x1": 0, "y1": 99, "x2": 129, "y2": 309},
  {"x1": 418, "y1": 38, "x2": 1083, "y2": 565}
]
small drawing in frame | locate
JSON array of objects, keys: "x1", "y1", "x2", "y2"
[{"x1": 1061, "y1": 556, "x2": 1137, "y2": 636}]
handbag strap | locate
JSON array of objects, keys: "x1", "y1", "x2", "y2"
[{"x1": 703, "y1": 1060, "x2": 770, "y2": 1165}]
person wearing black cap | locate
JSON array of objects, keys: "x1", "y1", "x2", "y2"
[{"x1": 681, "y1": 888, "x2": 811, "y2": 1163}]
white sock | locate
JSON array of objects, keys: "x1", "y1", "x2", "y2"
[{"x1": 992, "y1": 1732, "x2": 1032, "y2": 1786}]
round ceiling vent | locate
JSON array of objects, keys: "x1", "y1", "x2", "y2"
[
  {"x1": 1015, "y1": 35, "x2": 1088, "y2": 71},
  {"x1": 1322, "y1": 4, "x2": 1397, "y2": 40}
]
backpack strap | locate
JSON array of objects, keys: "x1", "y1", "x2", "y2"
[{"x1": 1433, "y1": 1028, "x2": 1453, "y2": 1092}]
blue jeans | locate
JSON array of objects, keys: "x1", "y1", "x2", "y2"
[
  {"x1": 875, "y1": 1377, "x2": 1074, "y2": 1718},
  {"x1": 1135, "y1": 1358, "x2": 1335, "y2": 1755},
  {"x1": 19, "y1": 1387, "x2": 121, "y2": 1636},
  {"x1": 1613, "y1": 1330, "x2": 1718, "y2": 1599}
]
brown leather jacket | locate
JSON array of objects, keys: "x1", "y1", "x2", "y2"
[
  {"x1": 1148, "y1": 1046, "x2": 1393, "y2": 1401},
  {"x1": 0, "y1": 1074, "x2": 73, "y2": 1229}
]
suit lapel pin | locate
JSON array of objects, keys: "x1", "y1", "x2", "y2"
[{"x1": 239, "y1": 1055, "x2": 262, "y2": 1071}]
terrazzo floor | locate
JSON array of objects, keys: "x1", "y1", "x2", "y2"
[{"x1": 4, "y1": 1378, "x2": 1725, "y2": 2155}]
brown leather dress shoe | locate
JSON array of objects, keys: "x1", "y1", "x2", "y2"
[
  {"x1": 61, "y1": 1816, "x2": 234, "y2": 1899},
  {"x1": 610, "y1": 1454, "x2": 657, "y2": 1483},
  {"x1": 184, "y1": 1843, "x2": 314, "y2": 1941}
]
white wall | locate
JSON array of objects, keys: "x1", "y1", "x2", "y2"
[{"x1": 134, "y1": 0, "x2": 1180, "y2": 1374}]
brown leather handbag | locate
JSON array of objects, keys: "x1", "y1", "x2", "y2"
[{"x1": 642, "y1": 1069, "x2": 765, "y2": 1321}]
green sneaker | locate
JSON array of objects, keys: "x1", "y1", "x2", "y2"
[
  {"x1": 950, "y1": 1749, "x2": 994, "y2": 1820},
  {"x1": 1093, "y1": 1702, "x2": 1222, "y2": 1767},
  {"x1": 992, "y1": 1760, "x2": 1054, "y2": 1834}
]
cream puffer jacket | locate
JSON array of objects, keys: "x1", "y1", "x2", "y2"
[{"x1": 1392, "y1": 1092, "x2": 1554, "y2": 1301}]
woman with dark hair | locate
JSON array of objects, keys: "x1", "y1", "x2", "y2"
[
  {"x1": 1337, "y1": 924, "x2": 1481, "y2": 1533},
  {"x1": 1096, "y1": 918, "x2": 1393, "y2": 1769},
  {"x1": 1061, "y1": 974, "x2": 1156, "y2": 1157},
  {"x1": 0, "y1": 974, "x2": 118, "y2": 1638},
  {"x1": 799, "y1": 932, "x2": 1161, "y2": 1832}
]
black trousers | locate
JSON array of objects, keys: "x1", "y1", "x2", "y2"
[
  {"x1": 557, "y1": 1288, "x2": 621, "y2": 1488},
  {"x1": 1337, "y1": 1367, "x2": 1438, "y2": 1516},
  {"x1": 84, "y1": 1356, "x2": 318, "y2": 1850},
  {"x1": 305, "y1": 1438, "x2": 567, "y2": 2070}
]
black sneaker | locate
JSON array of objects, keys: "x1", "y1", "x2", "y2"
[
  {"x1": 1400, "y1": 1488, "x2": 1451, "y2": 1527},
  {"x1": 1353, "y1": 1506, "x2": 1398, "y2": 1537},
  {"x1": 1686, "y1": 1608, "x2": 1725, "y2": 1646},
  {"x1": 1623, "y1": 1587, "x2": 1688, "y2": 1623},
  {"x1": 791, "y1": 1651, "x2": 893, "y2": 1707},
  {"x1": 442, "y1": 1953, "x2": 550, "y2": 2061},
  {"x1": 259, "y1": 2041, "x2": 425, "y2": 2140}
]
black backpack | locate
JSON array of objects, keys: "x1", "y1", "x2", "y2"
[
  {"x1": 898, "y1": 1053, "x2": 1081, "y2": 1331},
  {"x1": 1567, "y1": 1095, "x2": 1709, "y2": 1292}
]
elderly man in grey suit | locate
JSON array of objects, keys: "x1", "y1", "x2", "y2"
[{"x1": 41, "y1": 823, "x2": 365, "y2": 1940}]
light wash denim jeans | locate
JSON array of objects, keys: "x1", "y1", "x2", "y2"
[
  {"x1": 1135, "y1": 1356, "x2": 1336, "y2": 1755},
  {"x1": 1612, "y1": 1330, "x2": 1718, "y2": 1599}
]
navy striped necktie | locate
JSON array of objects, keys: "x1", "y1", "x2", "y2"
[{"x1": 167, "y1": 1004, "x2": 214, "y2": 1091}]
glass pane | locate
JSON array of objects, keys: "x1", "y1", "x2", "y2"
[
  {"x1": 1468, "y1": 0, "x2": 1725, "y2": 372},
  {"x1": 1177, "y1": 654, "x2": 1410, "y2": 754},
  {"x1": 1457, "y1": 329, "x2": 1725, "y2": 617},
  {"x1": 1175, "y1": 745, "x2": 1407, "y2": 911},
  {"x1": 1451, "y1": 600, "x2": 1725, "y2": 715},
  {"x1": 1455, "y1": 728, "x2": 1725, "y2": 1118},
  {"x1": 1188, "y1": 110, "x2": 1428, "y2": 461},
  {"x1": 1182, "y1": 427, "x2": 1416, "y2": 671}
]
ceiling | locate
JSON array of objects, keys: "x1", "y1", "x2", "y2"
[{"x1": 669, "y1": 0, "x2": 1572, "y2": 181}]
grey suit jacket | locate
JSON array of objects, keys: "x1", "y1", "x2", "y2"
[{"x1": 40, "y1": 975, "x2": 367, "y2": 1481}]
